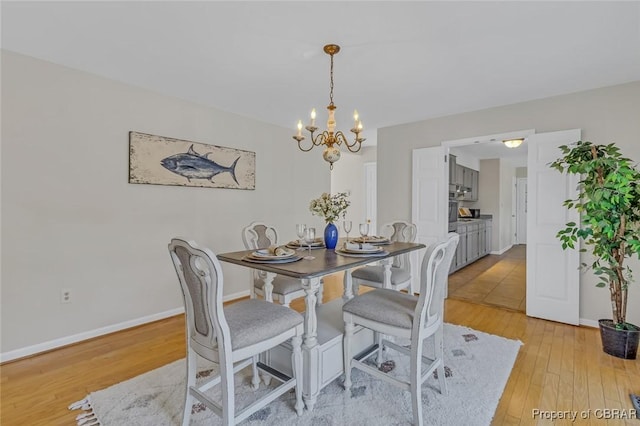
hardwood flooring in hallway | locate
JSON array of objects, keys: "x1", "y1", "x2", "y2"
[{"x1": 449, "y1": 245, "x2": 526, "y2": 312}]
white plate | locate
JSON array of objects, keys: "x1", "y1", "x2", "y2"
[
  {"x1": 243, "y1": 255, "x2": 302, "y2": 264},
  {"x1": 335, "y1": 249, "x2": 388, "y2": 258},
  {"x1": 249, "y1": 248, "x2": 296, "y2": 260},
  {"x1": 341, "y1": 246, "x2": 383, "y2": 254},
  {"x1": 352, "y1": 236, "x2": 390, "y2": 245},
  {"x1": 287, "y1": 240, "x2": 324, "y2": 248}
]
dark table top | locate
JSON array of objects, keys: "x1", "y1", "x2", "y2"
[{"x1": 217, "y1": 241, "x2": 425, "y2": 280}]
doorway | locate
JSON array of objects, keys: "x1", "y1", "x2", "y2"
[{"x1": 445, "y1": 133, "x2": 529, "y2": 312}]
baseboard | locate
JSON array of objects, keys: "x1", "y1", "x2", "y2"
[
  {"x1": 490, "y1": 244, "x2": 513, "y2": 255},
  {"x1": 579, "y1": 318, "x2": 600, "y2": 328},
  {"x1": 0, "y1": 290, "x2": 250, "y2": 363}
]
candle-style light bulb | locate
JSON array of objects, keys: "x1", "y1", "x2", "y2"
[
  {"x1": 357, "y1": 120, "x2": 363, "y2": 132},
  {"x1": 297, "y1": 120, "x2": 303, "y2": 137},
  {"x1": 353, "y1": 110, "x2": 359, "y2": 127},
  {"x1": 310, "y1": 108, "x2": 316, "y2": 127}
]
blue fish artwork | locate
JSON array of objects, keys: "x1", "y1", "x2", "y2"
[{"x1": 160, "y1": 145, "x2": 240, "y2": 185}]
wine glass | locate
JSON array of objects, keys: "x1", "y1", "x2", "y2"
[
  {"x1": 296, "y1": 224, "x2": 306, "y2": 249},
  {"x1": 343, "y1": 220, "x2": 352, "y2": 243},
  {"x1": 304, "y1": 227, "x2": 316, "y2": 260},
  {"x1": 359, "y1": 223, "x2": 369, "y2": 242}
]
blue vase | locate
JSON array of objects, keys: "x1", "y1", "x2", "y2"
[{"x1": 324, "y1": 222, "x2": 339, "y2": 249}]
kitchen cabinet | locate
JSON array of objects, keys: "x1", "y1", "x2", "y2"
[
  {"x1": 449, "y1": 155, "x2": 457, "y2": 185},
  {"x1": 450, "y1": 218, "x2": 491, "y2": 274},
  {"x1": 455, "y1": 164, "x2": 465, "y2": 187},
  {"x1": 453, "y1": 164, "x2": 479, "y2": 201}
]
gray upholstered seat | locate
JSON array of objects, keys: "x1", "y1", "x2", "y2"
[
  {"x1": 225, "y1": 299, "x2": 303, "y2": 350},
  {"x1": 343, "y1": 233, "x2": 459, "y2": 426},
  {"x1": 168, "y1": 238, "x2": 304, "y2": 426},
  {"x1": 343, "y1": 288, "x2": 416, "y2": 329},
  {"x1": 243, "y1": 221, "x2": 323, "y2": 306},
  {"x1": 350, "y1": 266, "x2": 411, "y2": 287},
  {"x1": 253, "y1": 275, "x2": 306, "y2": 296},
  {"x1": 351, "y1": 221, "x2": 417, "y2": 295}
]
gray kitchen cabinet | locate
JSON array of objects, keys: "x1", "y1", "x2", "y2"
[
  {"x1": 469, "y1": 169, "x2": 479, "y2": 201},
  {"x1": 478, "y1": 221, "x2": 486, "y2": 257},
  {"x1": 455, "y1": 164, "x2": 465, "y2": 187},
  {"x1": 466, "y1": 222, "x2": 479, "y2": 262},
  {"x1": 450, "y1": 218, "x2": 491, "y2": 274},
  {"x1": 449, "y1": 155, "x2": 457, "y2": 185},
  {"x1": 456, "y1": 223, "x2": 467, "y2": 268}
]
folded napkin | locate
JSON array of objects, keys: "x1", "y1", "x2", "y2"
[
  {"x1": 268, "y1": 245, "x2": 292, "y2": 256},
  {"x1": 344, "y1": 242, "x2": 376, "y2": 251}
]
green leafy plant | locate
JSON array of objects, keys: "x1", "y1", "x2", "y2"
[
  {"x1": 309, "y1": 192, "x2": 350, "y2": 223},
  {"x1": 550, "y1": 141, "x2": 640, "y2": 329}
]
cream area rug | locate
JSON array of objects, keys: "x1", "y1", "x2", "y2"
[{"x1": 70, "y1": 324, "x2": 521, "y2": 426}]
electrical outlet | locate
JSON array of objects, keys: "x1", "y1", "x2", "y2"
[{"x1": 60, "y1": 288, "x2": 72, "y2": 304}]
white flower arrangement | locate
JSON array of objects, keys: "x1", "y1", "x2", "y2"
[{"x1": 309, "y1": 192, "x2": 350, "y2": 224}]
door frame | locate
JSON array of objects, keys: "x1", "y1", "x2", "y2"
[
  {"x1": 515, "y1": 177, "x2": 527, "y2": 244},
  {"x1": 363, "y1": 162, "x2": 377, "y2": 234}
]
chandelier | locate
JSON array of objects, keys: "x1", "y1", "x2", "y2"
[{"x1": 293, "y1": 44, "x2": 365, "y2": 170}]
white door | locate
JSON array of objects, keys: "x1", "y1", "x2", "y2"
[
  {"x1": 412, "y1": 146, "x2": 447, "y2": 294},
  {"x1": 526, "y1": 129, "x2": 581, "y2": 325},
  {"x1": 363, "y1": 162, "x2": 377, "y2": 234},
  {"x1": 516, "y1": 178, "x2": 527, "y2": 244}
]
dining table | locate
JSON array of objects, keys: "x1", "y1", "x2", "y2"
[{"x1": 217, "y1": 240, "x2": 426, "y2": 411}]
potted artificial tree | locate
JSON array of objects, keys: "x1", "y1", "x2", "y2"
[{"x1": 551, "y1": 141, "x2": 640, "y2": 359}]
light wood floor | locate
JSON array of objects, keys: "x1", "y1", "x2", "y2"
[
  {"x1": 449, "y1": 245, "x2": 527, "y2": 312},
  {"x1": 2, "y1": 272, "x2": 638, "y2": 425}
]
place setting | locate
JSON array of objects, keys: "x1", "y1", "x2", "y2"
[
  {"x1": 335, "y1": 222, "x2": 389, "y2": 258},
  {"x1": 286, "y1": 224, "x2": 325, "y2": 260},
  {"x1": 349, "y1": 222, "x2": 391, "y2": 245},
  {"x1": 242, "y1": 245, "x2": 302, "y2": 264}
]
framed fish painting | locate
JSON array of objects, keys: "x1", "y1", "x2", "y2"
[{"x1": 128, "y1": 132, "x2": 255, "y2": 190}]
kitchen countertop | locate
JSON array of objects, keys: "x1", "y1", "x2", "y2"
[{"x1": 456, "y1": 215, "x2": 493, "y2": 223}]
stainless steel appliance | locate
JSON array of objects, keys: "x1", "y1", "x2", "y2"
[{"x1": 448, "y1": 200, "x2": 458, "y2": 232}]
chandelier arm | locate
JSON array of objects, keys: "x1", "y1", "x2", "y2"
[
  {"x1": 333, "y1": 131, "x2": 363, "y2": 153},
  {"x1": 311, "y1": 132, "x2": 329, "y2": 147},
  {"x1": 344, "y1": 141, "x2": 363, "y2": 153},
  {"x1": 296, "y1": 138, "x2": 316, "y2": 152}
]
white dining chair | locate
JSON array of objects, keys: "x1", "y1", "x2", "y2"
[
  {"x1": 242, "y1": 221, "x2": 323, "y2": 306},
  {"x1": 168, "y1": 238, "x2": 304, "y2": 426},
  {"x1": 351, "y1": 221, "x2": 417, "y2": 295},
  {"x1": 342, "y1": 233, "x2": 459, "y2": 426}
]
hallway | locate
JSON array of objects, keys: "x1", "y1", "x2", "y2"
[{"x1": 448, "y1": 245, "x2": 526, "y2": 312}]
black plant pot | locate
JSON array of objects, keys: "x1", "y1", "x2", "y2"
[{"x1": 598, "y1": 319, "x2": 640, "y2": 360}]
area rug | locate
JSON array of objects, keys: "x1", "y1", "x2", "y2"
[{"x1": 70, "y1": 323, "x2": 521, "y2": 426}]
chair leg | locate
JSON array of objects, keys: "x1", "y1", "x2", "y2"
[
  {"x1": 410, "y1": 343, "x2": 424, "y2": 426},
  {"x1": 182, "y1": 349, "x2": 197, "y2": 426},
  {"x1": 316, "y1": 282, "x2": 324, "y2": 305},
  {"x1": 435, "y1": 326, "x2": 448, "y2": 395},
  {"x1": 343, "y1": 319, "x2": 354, "y2": 390},
  {"x1": 220, "y1": 362, "x2": 235, "y2": 426},
  {"x1": 373, "y1": 331, "x2": 383, "y2": 367},
  {"x1": 291, "y1": 334, "x2": 304, "y2": 416},
  {"x1": 251, "y1": 355, "x2": 260, "y2": 390}
]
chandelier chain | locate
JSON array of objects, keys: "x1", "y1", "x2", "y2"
[{"x1": 329, "y1": 52, "x2": 334, "y2": 107}]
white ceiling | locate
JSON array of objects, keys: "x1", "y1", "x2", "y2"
[{"x1": 2, "y1": 1, "x2": 640, "y2": 148}]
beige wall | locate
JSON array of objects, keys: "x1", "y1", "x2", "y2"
[
  {"x1": 515, "y1": 167, "x2": 528, "y2": 178},
  {"x1": 475, "y1": 159, "x2": 500, "y2": 250},
  {"x1": 378, "y1": 81, "x2": 640, "y2": 325},
  {"x1": 330, "y1": 146, "x2": 377, "y2": 227},
  {"x1": 1, "y1": 51, "x2": 330, "y2": 356}
]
